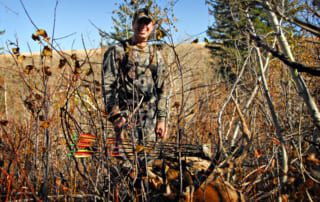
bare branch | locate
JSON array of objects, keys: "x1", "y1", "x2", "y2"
[{"x1": 251, "y1": 34, "x2": 320, "y2": 76}]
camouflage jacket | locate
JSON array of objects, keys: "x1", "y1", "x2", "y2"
[{"x1": 102, "y1": 40, "x2": 168, "y2": 123}]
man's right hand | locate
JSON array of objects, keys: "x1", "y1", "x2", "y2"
[{"x1": 113, "y1": 116, "x2": 127, "y2": 129}]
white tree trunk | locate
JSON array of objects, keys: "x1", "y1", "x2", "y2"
[
  {"x1": 246, "y1": 10, "x2": 289, "y2": 201},
  {"x1": 266, "y1": 1, "x2": 320, "y2": 129}
]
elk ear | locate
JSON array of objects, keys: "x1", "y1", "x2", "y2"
[
  {"x1": 166, "y1": 183, "x2": 171, "y2": 194},
  {"x1": 166, "y1": 169, "x2": 179, "y2": 181},
  {"x1": 202, "y1": 144, "x2": 212, "y2": 159}
]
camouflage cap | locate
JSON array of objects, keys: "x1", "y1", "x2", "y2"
[{"x1": 133, "y1": 8, "x2": 153, "y2": 23}]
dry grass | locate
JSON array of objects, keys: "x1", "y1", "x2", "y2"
[{"x1": 0, "y1": 41, "x2": 319, "y2": 201}]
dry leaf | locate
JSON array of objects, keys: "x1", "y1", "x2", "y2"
[
  {"x1": 254, "y1": 149, "x2": 262, "y2": 158},
  {"x1": 35, "y1": 93, "x2": 42, "y2": 100},
  {"x1": 24, "y1": 65, "x2": 34, "y2": 74},
  {"x1": 306, "y1": 153, "x2": 320, "y2": 164},
  {"x1": 32, "y1": 34, "x2": 40, "y2": 41},
  {"x1": 62, "y1": 185, "x2": 69, "y2": 192},
  {"x1": 95, "y1": 87, "x2": 101, "y2": 92},
  {"x1": 12, "y1": 47, "x2": 20, "y2": 55},
  {"x1": 75, "y1": 60, "x2": 81, "y2": 68},
  {"x1": 281, "y1": 194, "x2": 288, "y2": 202},
  {"x1": 17, "y1": 55, "x2": 26, "y2": 63},
  {"x1": 136, "y1": 145, "x2": 144, "y2": 153},
  {"x1": 305, "y1": 178, "x2": 315, "y2": 189},
  {"x1": 44, "y1": 66, "x2": 52, "y2": 76},
  {"x1": 59, "y1": 58, "x2": 67, "y2": 68},
  {"x1": 271, "y1": 137, "x2": 280, "y2": 145},
  {"x1": 41, "y1": 121, "x2": 50, "y2": 129},
  {"x1": 173, "y1": 101, "x2": 180, "y2": 108},
  {"x1": 71, "y1": 53, "x2": 77, "y2": 60},
  {"x1": 271, "y1": 159, "x2": 276, "y2": 168},
  {"x1": 55, "y1": 178, "x2": 61, "y2": 186},
  {"x1": 42, "y1": 46, "x2": 52, "y2": 57},
  {"x1": 156, "y1": 28, "x2": 166, "y2": 40},
  {"x1": 36, "y1": 29, "x2": 48, "y2": 38},
  {"x1": 191, "y1": 38, "x2": 199, "y2": 44}
]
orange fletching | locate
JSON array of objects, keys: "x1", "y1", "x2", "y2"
[
  {"x1": 79, "y1": 133, "x2": 96, "y2": 140},
  {"x1": 74, "y1": 149, "x2": 93, "y2": 158},
  {"x1": 78, "y1": 138, "x2": 96, "y2": 143}
]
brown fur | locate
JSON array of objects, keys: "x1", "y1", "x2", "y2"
[
  {"x1": 147, "y1": 163, "x2": 245, "y2": 202},
  {"x1": 193, "y1": 177, "x2": 245, "y2": 202}
]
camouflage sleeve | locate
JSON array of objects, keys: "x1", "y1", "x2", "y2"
[
  {"x1": 155, "y1": 50, "x2": 168, "y2": 121},
  {"x1": 101, "y1": 46, "x2": 121, "y2": 120}
]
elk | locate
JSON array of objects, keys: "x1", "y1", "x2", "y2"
[
  {"x1": 191, "y1": 173, "x2": 246, "y2": 202},
  {"x1": 145, "y1": 99, "x2": 250, "y2": 201},
  {"x1": 147, "y1": 157, "x2": 246, "y2": 202}
]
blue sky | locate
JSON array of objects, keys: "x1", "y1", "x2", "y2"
[{"x1": 0, "y1": 0, "x2": 211, "y2": 52}]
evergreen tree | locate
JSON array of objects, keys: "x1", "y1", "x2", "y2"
[
  {"x1": 100, "y1": 0, "x2": 173, "y2": 45},
  {"x1": 206, "y1": 0, "x2": 247, "y2": 83},
  {"x1": 206, "y1": 0, "x2": 272, "y2": 83}
]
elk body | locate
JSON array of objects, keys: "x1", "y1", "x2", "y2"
[
  {"x1": 191, "y1": 176, "x2": 246, "y2": 202},
  {"x1": 147, "y1": 157, "x2": 246, "y2": 202}
]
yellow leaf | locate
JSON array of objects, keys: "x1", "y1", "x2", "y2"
[
  {"x1": 42, "y1": 46, "x2": 52, "y2": 57},
  {"x1": 36, "y1": 29, "x2": 48, "y2": 38},
  {"x1": 306, "y1": 153, "x2": 320, "y2": 164},
  {"x1": 18, "y1": 55, "x2": 26, "y2": 63},
  {"x1": 43, "y1": 36, "x2": 51, "y2": 43},
  {"x1": 12, "y1": 47, "x2": 20, "y2": 55},
  {"x1": 24, "y1": 65, "x2": 34, "y2": 74},
  {"x1": 136, "y1": 145, "x2": 144, "y2": 152},
  {"x1": 156, "y1": 29, "x2": 166, "y2": 40},
  {"x1": 55, "y1": 178, "x2": 61, "y2": 186},
  {"x1": 41, "y1": 121, "x2": 50, "y2": 129}
]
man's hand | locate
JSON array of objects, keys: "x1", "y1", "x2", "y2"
[
  {"x1": 155, "y1": 120, "x2": 167, "y2": 139},
  {"x1": 113, "y1": 116, "x2": 127, "y2": 129}
]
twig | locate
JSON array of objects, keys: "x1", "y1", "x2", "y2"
[
  {"x1": 51, "y1": 0, "x2": 59, "y2": 45},
  {"x1": 19, "y1": 0, "x2": 39, "y2": 30}
]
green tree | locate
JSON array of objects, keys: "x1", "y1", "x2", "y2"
[
  {"x1": 206, "y1": 0, "x2": 247, "y2": 83},
  {"x1": 100, "y1": 0, "x2": 175, "y2": 45},
  {"x1": 206, "y1": 0, "x2": 272, "y2": 83}
]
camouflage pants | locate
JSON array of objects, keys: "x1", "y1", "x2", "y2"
[
  {"x1": 113, "y1": 99, "x2": 157, "y2": 162},
  {"x1": 120, "y1": 98, "x2": 157, "y2": 141}
]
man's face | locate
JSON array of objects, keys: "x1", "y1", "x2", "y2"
[{"x1": 132, "y1": 18, "x2": 154, "y2": 42}]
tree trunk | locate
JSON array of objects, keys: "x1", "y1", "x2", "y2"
[{"x1": 265, "y1": 1, "x2": 320, "y2": 130}]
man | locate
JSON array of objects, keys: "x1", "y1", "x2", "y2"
[{"x1": 102, "y1": 8, "x2": 168, "y2": 148}]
